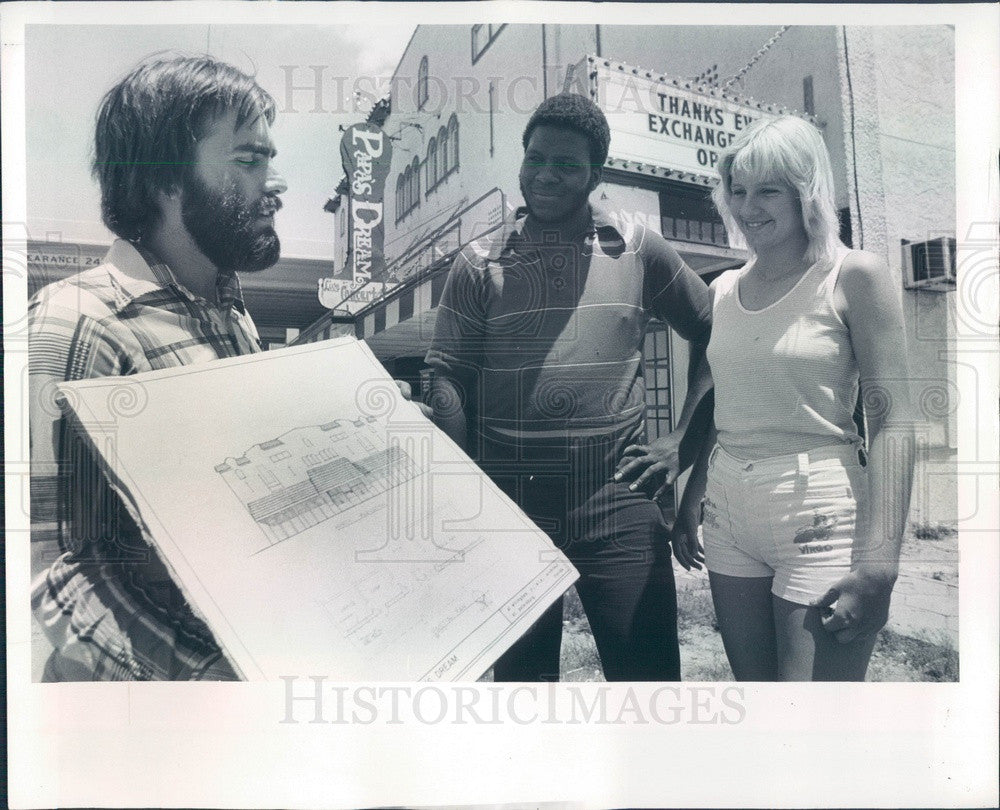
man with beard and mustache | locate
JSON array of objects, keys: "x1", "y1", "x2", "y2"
[
  {"x1": 29, "y1": 55, "x2": 425, "y2": 681},
  {"x1": 426, "y1": 94, "x2": 713, "y2": 681},
  {"x1": 28, "y1": 55, "x2": 287, "y2": 681}
]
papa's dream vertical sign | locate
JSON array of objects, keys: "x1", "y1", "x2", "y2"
[{"x1": 341, "y1": 123, "x2": 393, "y2": 283}]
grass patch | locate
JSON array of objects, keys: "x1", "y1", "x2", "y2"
[
  {"x1": 911, "y1": 521, "x2": 958, "y2": 540},
  {"x1": 561, "y1": 587, "x2": 604, "y2": 680},
  {"x1": 867, "y1": 628, "x2": 959, "y2": 682},
  {"x1": 560, "y1": 585, "x2": 733, "y2": 681},
  {"x1": 557, "y1": 583, "x2": 958, "y2": 682},
  {"x1": 677, "y1": 584, "x2": 719, "y2": 635},
  {"x1": 676, "y1": 586, "x2": 733, "y2": 681}
]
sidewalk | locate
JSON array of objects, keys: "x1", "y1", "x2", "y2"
[{"x1": 890, "y1": 534, "x2": 959, "y2": 646}]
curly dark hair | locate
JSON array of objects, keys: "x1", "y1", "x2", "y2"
[
  {"x1": 522, "y1": 93, "x2": 611, "y2": 167},
  {"x1": 93, "y1": 54, "x2": 276, "y2": 241}
]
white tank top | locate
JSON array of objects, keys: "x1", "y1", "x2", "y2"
[{"x1": 707, "y1": 247, "x2": 862, "y2": 460}]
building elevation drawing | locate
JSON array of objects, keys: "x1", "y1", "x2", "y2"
[{"x1": 215, "y1": 417, "x2": 418, "y2": 549}]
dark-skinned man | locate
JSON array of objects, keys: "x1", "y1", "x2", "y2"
[{"x1": 426, "y1": 93, "x2": 712, "y2": 681}]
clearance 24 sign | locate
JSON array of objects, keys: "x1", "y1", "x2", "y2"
[{"x1": 590, "y1": 58, "x2": 782, "y2": 176}]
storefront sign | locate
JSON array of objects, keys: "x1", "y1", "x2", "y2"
[
  {"x1": 590, "y1": 58, "x2": 782, "y2": 176},
  {"x1": 340, "y1": 122, "x2": 393, "y2": 283},
  {"x1": 27, "y1": 243, "x2": 107, "y2": 270},
  {"x1": 318, "y1": 277, "x2": 394, "y2": 314},
  {"x1": 26, "y1": 241, "x2": 109, "y2": 296}
]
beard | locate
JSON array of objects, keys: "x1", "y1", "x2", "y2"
[{"x1": 181, "y1": 173, "x2": 282, "y2": 274}]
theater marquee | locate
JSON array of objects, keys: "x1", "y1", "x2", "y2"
[{"x1": 586, "y1": 57, "x2": 796, "y2": 178}]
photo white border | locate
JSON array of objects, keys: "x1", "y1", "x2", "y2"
[{"x1": 4, "y1": 2, "x2": 998, "y2": 808}]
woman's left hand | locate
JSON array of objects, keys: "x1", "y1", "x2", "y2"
[
  {"x1": 670, "y1": 501, "x2": 705, "y2": 571},
  {"x1": 810, "y1": 563, "x2": 899, "y2": 644},
  {"x1": 394, "y1": 380, "x2": 433, "y2": 418}
]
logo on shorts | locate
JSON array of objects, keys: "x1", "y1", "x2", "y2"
[
  {"x1": 702, "y1": 496, "x2": 721, "y2": 530},
  {"x1": 794, "y1": 511, "x2": 837, "y2": 554}
]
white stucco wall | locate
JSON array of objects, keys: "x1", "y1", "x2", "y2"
[
  {"x1": 383, "y1": 25, "x2": 546, "y2": 268},
  {"x1": 838, "y1": 26, "x2": 957, "y2": 450}
]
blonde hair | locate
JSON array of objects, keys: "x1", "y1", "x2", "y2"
[{"x1": 712, "y1": 115, "x2": 842, "y2": 264}]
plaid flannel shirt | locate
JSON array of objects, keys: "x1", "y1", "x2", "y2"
[{"x1": 30, "y1": 239, "x2": 262, "y2": 680}]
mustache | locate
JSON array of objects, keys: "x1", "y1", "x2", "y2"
[{"x1": 257, "y1": 195, "x2": 283, "y2": 216}]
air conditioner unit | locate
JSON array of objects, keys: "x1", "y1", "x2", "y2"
[{"x1": 901, "y1": 236, "x2": 956, "y2": 291}]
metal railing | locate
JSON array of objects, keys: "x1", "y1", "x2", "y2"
[
  {"x1": 294, "y1": 188, "x2": 507, "y2": 345},
  {"x1": 661, "y1": 216, "x2": 729, "y2": 247}
]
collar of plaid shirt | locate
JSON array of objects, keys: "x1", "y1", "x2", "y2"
[{"x1": 101, "y1": 239, "x2": 248, "y2": 314}]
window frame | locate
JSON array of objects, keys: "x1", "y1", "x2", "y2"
[
  {"x1": 658, "y1": 182, "x2": 728, "y2": 248},
  {"x1": 448, "y1": 112, "x2": 459, "y2": 170},
  {"x1": 438, "y1": 125, "x2": 450, "y2": 176},
  {"x1": 643, "y1": 324, "x2": 676, "y2": 519},
  {"x1": 643, "y1": 325, "x2": 673, "y2": 440},
  {"x1": 471, "y1": 23, "x2": 506, "y2": 64},
  {"x1": 417, "y1": 55, "x2": 429, "y2": 111},
  {"x1": 424, "y1": 114, "x2": 460, "y2": 197},
  {"x1": 395, "y1": 174, "x2": 405, "y2": 223},
  {"x1": 409, "y1": 156, "x2": 421, "y2": 211},
  {"x1": 426, "y1": 136, "x2": 438, "y2": 192},
  {"x1": 395, "y1": 162, "x2": 422, "y2": 224}
]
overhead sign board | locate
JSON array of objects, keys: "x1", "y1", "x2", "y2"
[
  {"x1": 340, "y1": 122, "x2": 393, "y2": 283},
  {"x1": 318, "y1": 277, "x2": 396, "y2": 314},
  {"x1": 320, "y1": 122, "x2": 396, "y2": 312},
  {"x1": 589, "y1": 57, "x2": 784, "y2": 177}
]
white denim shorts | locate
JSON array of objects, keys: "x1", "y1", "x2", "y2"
[{"x1": 702, "y1": 443, "x2": 869, "y2": 605}]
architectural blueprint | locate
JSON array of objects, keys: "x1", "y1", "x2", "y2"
[
  {"x1": 57, "y1": 337, "x2": 578, "y2": 680},
  {"x1": 215, "y1": 418, "x2": 419, "y2": 550}
]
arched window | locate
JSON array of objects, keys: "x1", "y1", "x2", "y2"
[
  {"x1": 426, "y1": 136, "x2": 437, "y2": 190},
  {"x1": 448, "y1": 113, "x2": 459, "y2": 170},
  {"x1": 410, "y1": 156, "x2": 420, "y2": 208},
  {"x1": 396, "y1": 174, "x2": 405, "y2": 222},
  {"x1": 438, "y1": 126, "x2": 449, "y2": 176},
  {"x1": 417, "y1": 56, "x2": 429, "y2": 110}
]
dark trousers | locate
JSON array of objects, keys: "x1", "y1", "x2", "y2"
[{"x1": 484, "y1": 436, "x2": 681, "y2": 682}]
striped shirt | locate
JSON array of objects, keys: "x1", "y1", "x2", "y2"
[
  {"x1": 30, "y1": 239, "x2": 261, "y2": 680},
  {"x1": 426, "y1": 206, "x2": 711, "y2": 477}
]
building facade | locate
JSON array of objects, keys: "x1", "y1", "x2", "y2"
[
  {"x1": 22, "y1": 23, "x2": 955, "y2": 517},
  {"x1": 301, "y1": 24, "x2": 957, "y2": 515}
]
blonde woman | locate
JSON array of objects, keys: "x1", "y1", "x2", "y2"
[{"x1": 671, "y1": 116, "x2": 915, "y2": 680}]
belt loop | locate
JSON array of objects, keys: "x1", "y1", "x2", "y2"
[{"x1": 797, "y1": 452, "x2": 810, "y2": 479}]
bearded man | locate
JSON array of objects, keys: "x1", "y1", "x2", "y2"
[{"x1": 28, "y1": 55, "x2": 291, "y2": 680}]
